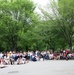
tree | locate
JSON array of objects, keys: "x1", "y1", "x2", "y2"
[
  {"x1": 40, "y1": 0, "x2": 74, "y2": 51},
  {"x1": 0, "y1": 0, "x2": 35, "y2": 51}
]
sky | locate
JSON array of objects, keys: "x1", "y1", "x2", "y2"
[
  {"x1": 32, "y1": 0, "x2": 50, "y2": 14},
  {"x1": 32, "y1": 0, "x2": 57, "y2": 6},
  {"x1": 32, "y1": 0, "x2": 49, "y2": 6},
  {"x1": 32, "y1": 0, "x2": 58, "y2": 16}
]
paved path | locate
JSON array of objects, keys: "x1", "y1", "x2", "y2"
[{"x1": 0, "y1": 60, "x2": 74, "y2": 75}]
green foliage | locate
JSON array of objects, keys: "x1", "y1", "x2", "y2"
[
  {"x1": 0, "y1": 0, "x2": 35, "y2": 51},
  {"x1": 0, "y1": 0, "x2": 74, "y2": 52},
  {"x1": 39, "y1": 0, "x2": 74, "y2": 51}
]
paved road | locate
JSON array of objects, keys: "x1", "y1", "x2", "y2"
[{"x1": 0, "y1": 60, "x2": 74, "y2": 75}]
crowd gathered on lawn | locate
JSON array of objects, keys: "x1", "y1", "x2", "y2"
[{"x1": 0, "y1": 49, "x2": 74, "y2": 65}]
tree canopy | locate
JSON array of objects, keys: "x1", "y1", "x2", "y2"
[
  {"x1": 0, "y1": 0, "x2": 74, "y2": 52},
  {"x1": 40, "y1": 0, "x2": 74, "y2": 51}
]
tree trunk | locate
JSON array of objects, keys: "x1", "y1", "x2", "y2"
[{"x1": 69, "y1": 36, "x2": 72, "y2": 51}]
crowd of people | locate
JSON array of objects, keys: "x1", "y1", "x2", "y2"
[{"x1": 0, "y1": 49, "x2": 74, "y2": 66}]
